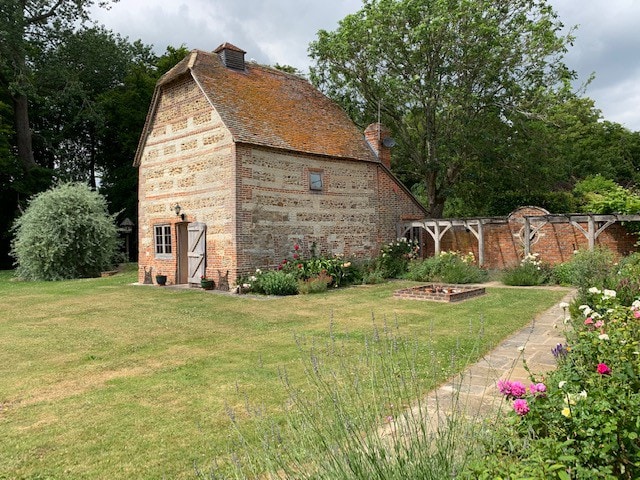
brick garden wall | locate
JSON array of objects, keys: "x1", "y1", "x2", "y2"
[{"x1": 438, "y1": 206, "x2": 638, "y2": 269}]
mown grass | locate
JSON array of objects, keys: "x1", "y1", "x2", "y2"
[{"x1": 0, "y1": 266, "x2": 568, "y2": 479}]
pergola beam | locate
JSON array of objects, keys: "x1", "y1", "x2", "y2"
[{"x1": 397, "y1": 213, "x2": 640, "y2": 265}]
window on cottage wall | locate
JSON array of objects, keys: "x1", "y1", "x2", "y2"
[
  {"x1": 309, "y1": 171, "x2": 323, "y2": 191},
  {"x1": 154, "y1": 224, "x2": 172, "y2": 257}
]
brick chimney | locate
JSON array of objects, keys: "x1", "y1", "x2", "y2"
[
  {"x1": 214, "y1": 42, "x2": 246, "y2": 70},
  {"x1": 364, "y1": 123, "x2": 393, "y2": 169}
]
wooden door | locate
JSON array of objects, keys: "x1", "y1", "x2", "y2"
[{"x1": 188, "y1": 222, "x2": 206, "y2": 284}]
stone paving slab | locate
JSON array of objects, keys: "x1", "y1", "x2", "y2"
[{"x1": 380, "y1": 289, "x2": 575, "y2": 439}]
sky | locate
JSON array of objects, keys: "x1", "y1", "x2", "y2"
[{"x1": 91, "y1": 0, "x2": 640, "y2": 132}]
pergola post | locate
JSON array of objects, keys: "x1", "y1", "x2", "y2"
[
  {"x1": 477, "y1": 221, "x2": 485, "y2": 267},
  {"x1": 588, "y1": 215, "x2": 596, "y2": 250},
  {"x1": 523, "y1": 217, "x2": 531, "y2": 257},
  {"x1": 433, "y1": 221, "x2": 441, "y2": 256}
]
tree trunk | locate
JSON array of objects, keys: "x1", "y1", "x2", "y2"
[{"x1": 13, "y1": 92, "x2": 36, "y2": 171}]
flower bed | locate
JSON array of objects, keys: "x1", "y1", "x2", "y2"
[{"x1": 475, "y1": 288, "x2": 640, "y2": 479}]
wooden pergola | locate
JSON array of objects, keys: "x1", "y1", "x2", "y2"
[
  {"x1": 398, "y1": 217, "x2": 507, "y2": 266},
  {"x1": 398, "y1": 213, "x2": 640, "y2": 267},
  {"x1": 520, "y1": 214, "x2": 640, "y2": 257}
]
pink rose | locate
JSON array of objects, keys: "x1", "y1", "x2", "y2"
[
  {"x1": 513, "y1": 399, "x2": 530, "y2": 416},
  {"x1": 596, "y1": 363, "x2": 611, "y2": 375},
  {"x1": 497, "y1": 380, "x2": 526, "y2": 398},
  {"x1": 594, "y1": 320, "x2": 604, "y2": 328},
  {"x1": 634, "y1": 310, "x2": 640, "y2": 319},
  {"x1": 529, "y1": 383, "x2": 547, "y2": 397},
  {"x1": 584, "y1": 317, "x2": 594, "y2": 325}
]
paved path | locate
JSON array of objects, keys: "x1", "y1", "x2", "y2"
[{"x1": 381, "y1": 288, "x2": 575, "y2": 438}]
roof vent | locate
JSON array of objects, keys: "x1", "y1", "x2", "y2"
[{"x1": 214, "y1": 42, "x2": 246, "y2": 71}]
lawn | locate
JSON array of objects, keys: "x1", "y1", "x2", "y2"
[{"x1": 0, "y1": 266, "x2": 568, "y2": 479}]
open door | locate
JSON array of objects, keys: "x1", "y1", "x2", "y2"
[
  {"x1": 176, "y1": 223, "x2": 189, "y2": 284},
  {"x1": 188, "y1": 222, "x2": 206, "y2": 285}
]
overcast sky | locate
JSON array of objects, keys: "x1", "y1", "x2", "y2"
[{"x1": 91, "y1": 0, "x2": 640, "y2": 132}]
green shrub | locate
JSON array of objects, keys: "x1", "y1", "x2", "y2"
[
  {"x1": 11, "y1": 182, "x2": 119, "y2": 280},
  {"x1": 612, "y1": 253, "x2": 640, "y2": 306},
  {"x1": 361, "y1": 269, "x2": 386, "y2": 285},
  {"x1": 406, "y1": 251, "x2": 487, "y2": 284},
  {"x1": 550, "y1": 248, "x2": 615, "y2": 296},
  {"x1": 377, "y1": 238, "x2": 420, "y2": 278},
  {"x1": 252, "y1": 270, "x2": 298, "y2": 296},
  {"x1": 501, "y1": 253, "x2": 550, "y2": 286}
]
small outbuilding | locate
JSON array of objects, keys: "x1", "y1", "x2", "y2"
[{"x1": 134, "y1": 43, "x2": 426, "y2": 287}]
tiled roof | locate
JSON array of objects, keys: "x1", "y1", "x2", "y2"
[{"x1": 158, "y1": 49, "x2": 377, "y2": 162}]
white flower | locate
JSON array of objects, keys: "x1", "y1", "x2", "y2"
[
  {"x1": 588, "y1": 287, "x2": 601, "y2": 294},
  {"x1": 242, "y1": 283, "x2": 251, "y2": 288},
  {"x1": 582, "y1": 307, "x2": 593, "y2": 317},
  {"x1": 591, "y1": 312, "x2": 602, "y2": 319},
  {"x1": 578, "y1": 390, "x2": 588, "y2": 399},
  {"x1": 558, "y1": 381, "x2": 567, "y2": 389},
  {"x1": 255, "y1": 268, "x2": 261, "y2": 274},
  {"x1": 578, "y1": 304, "x2": 590, "y2": 311},
  {"x1": 559, "y1": 302, "x2": 569, "y2": 309},
  {"x1": 603, "y1": 289, "x2": 617, "y2": 299},
  {"x1": 518, "y1": 345, "x2": 525, "y2": 352},
  {"x1": 632, "y1": 300, "x2": 640, "y2": 309},
  {"x1": 598, "y1": 334, "x2": 610, "y2": 341},
  {"x1": 249, "y1": 276, "x2": 257, "y2": 282}
]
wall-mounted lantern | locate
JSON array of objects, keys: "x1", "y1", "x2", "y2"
[{"x1": 174, "y1": 203, "x2": 186, "y2": 221}]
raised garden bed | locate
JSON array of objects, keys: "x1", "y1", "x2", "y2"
[{"x1": 394, "y1": 284, "x2": 486, "y2": 303}]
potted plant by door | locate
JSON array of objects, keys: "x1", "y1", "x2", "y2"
[
  {"x1": 155, "y1": 273, "x2": 167, "y2": 286},
  {"x1": 200, "y1": 275, "x2": 215, "y2": 290}
]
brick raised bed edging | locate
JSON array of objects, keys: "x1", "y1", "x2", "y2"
[{"x1": 394, "y1": 284, "x2": 486, "y2": 303}]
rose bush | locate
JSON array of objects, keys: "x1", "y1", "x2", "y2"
[{"x1": 470, "y1": 289, "x2": 640, "y2": 479}]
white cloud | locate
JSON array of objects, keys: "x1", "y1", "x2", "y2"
[{"x1": 92, "y1": 0, "x2": 640, "y2": 131}]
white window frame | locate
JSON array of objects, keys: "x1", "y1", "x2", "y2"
[{"x1": 154, "y1": 224, "x2": 173, "y2": 258}]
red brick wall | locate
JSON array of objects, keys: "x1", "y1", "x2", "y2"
[{"x1": 439, "y1": 207, "x2": 638, "y2": 268}]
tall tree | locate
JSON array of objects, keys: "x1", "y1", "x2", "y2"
[
  {"x1": 98, "y1": 45, "x2": 190, "y2": 224},
  {"x1": 310, "y1": 0, "x2": 575, "y2": 217},
  {"x1": 0, "y1": 0, "x2": 117, "y2": 173},
  {"x1": 32, "y1": 27, "x2": 153, "y2": 188}
]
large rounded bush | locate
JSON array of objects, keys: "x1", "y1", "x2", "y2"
[{"x1": 11, "y1": 183, "x2": 119, "y2": 280}]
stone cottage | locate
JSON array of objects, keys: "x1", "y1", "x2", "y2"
[{"x1": 134, "y1": 43, "x2": 426, "y2": 287}]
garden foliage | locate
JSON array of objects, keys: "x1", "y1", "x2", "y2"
[
  {"x1": 551, "y1": 247, "x2": 616, "y2": 296},
  {"x1": 207, "y1": 321, "x2": 485, "y2": 479},
  {"x1": 11, "y1": 182, "x2": 119, "y2": 280},
  {"x1": 405, "y1": 251, "x2": 487, "y2": 284},
  {"x1": 502, "y1": 253, "x2": 550, "y2": 286},
  {"x1": 472, "y1": 289, "x2": 640, "y2": 479},
  {"x1": 236, "y1": 243, "x2": 359, "y2": 295},
  {"x1": 376, "y1": 238, "x2": 420, "y2": 278}
]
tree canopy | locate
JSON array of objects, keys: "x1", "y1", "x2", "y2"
[
  {"x1": 0, "y1": 1, "x2": 189, "y2": 267},
  {"x1": 310, "y1": 0, "x2": 578, "y2": 217}
]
